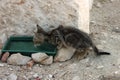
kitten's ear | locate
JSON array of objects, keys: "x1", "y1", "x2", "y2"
[
  {"x1": 36, "y1": 24, "x2": 44, "y2": 33},
  {"x1": 58, "y1": 25, "x2": 63, "y2": 28},
  {"x1": 58, "y1": 25, "x2": 64, "y2": 29}
]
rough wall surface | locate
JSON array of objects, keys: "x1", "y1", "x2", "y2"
[{"x1": 0, "y1": 0, "x2": 91, "y2": 44}]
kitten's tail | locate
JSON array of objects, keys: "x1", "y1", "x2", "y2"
[{"x1": 92, "y1": 45, "x2": 110, "y2": 55}]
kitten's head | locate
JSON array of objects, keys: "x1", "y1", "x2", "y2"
[
  {"x1": 48, "y1": 25, "x2": 64, "y2": 45},
  {"x1": 33, "y1": 25, "x2": 48, "y2": 46}
]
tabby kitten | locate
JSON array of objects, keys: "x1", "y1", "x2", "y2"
[
  {"x1": 49, "y1": 25, "x2": 110, "y2": 56},
  {"x1": 33, "y1": 25, "x2": 49, "y2": 46}
]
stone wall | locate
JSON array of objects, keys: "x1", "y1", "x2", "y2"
[{"x1": 0, "y1": 0, "x2": 93, "y2": 44}]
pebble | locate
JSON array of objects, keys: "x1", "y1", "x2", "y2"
[
  {"x1": 48, "y1": 74, "x2": 53, "y2": 78},
  {"x1": 33, "y1": 73, "x2": 39, "y2": 78},
  {"x1": 1, "y1": 33, "x2": 7, "y2": 44},
  {"x1": 110, "y1": 0, "x2": 114, "y2": 2},
  {"x1": 118, "y1": 66, "x2": 120, "y2": 68},
  {"x1": 97, "y1": 65, "x2": 104, "y2": 69},
  {"x1": 114, "y1": 71, "x2": 120, "y2": 74},
  {"x1": 32, "y1": 52, "x2": 49, "y2": 63},
  {"x1": 9, "y1": 68, "x2": 13, "y2": 71},
  {"x1": 40, "y1": 56, "x2": 53, "y2": 65},
  {"x1": 7, "y1": 53, "x2": 31, "y2": 65},
  {"x1": 97, "y1": 45, "x2": 103, "y2": 50},
  {"x1": 27, "y1": 59, "x2": 34, "y2": 68},
  {"x1": 72, "y1": 76, "x2": 80, "y2": 80},
  {"x1": 90, "y1": 21, "x2": 96, "y2": 24},
  {"x1": 1, "y1": 52, "x2": 10, "y2": 62},
  {"x1": 95, "y1": 2, "x2": 102, "y2": 8},
  {"x1": 117, "y1": 58, "x2": 120, "y2": 65},
  {"x1": 0, "y1": 63, "x2": 4, "y2": 67},
  {"x1": 32, "y1": 53, "x2": 53, "y2": 65},
  {"x1": 8, "y1": 73, "x2": 17, "y2": 80}
]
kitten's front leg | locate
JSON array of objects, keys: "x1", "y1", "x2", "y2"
[{"x1": 57, "y1": 42, "x2": 63, "y2": 49}]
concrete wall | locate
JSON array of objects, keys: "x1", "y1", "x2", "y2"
[{"x1": 0, "y1": 0, "x2": 93, "y2": 44}]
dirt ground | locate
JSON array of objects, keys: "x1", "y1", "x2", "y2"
[{"x1": 0, "y1": 0, "x2": 120, "y2": 80}]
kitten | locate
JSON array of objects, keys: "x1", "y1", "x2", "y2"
[
  {"x1": 49, "y1": 25, "x2": 110, "y2": 56},
  {"x1": 33, "y1": 25, "x2": 49, "y2": 46}
]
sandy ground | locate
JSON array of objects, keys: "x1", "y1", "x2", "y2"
[{"x1": 0, "y1": 0, "x2": 120, "y2": 80}]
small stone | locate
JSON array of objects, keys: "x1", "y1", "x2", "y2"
[
  {"x1": 27, "y1": 59, "x2": 34, "y2": 68},
  {"x1": 97, "y1": 45, "x2": 103, "y2": 50},
  {"x1": 7, "y1": 53, "x2": 31, "y2": 65},
  {"x1": 33, "y1": 73, "x2": 39, "y2": 78},
  {"x1": 1, "y1": 52, "x2": 10, "y2": 62},
  {"x1": 1, "y1": 33, "x2": 7, "y2": 44},
  {"x1": 23, "y1": 76, "x2": 27, "y2": 80},
  {"x1": 101, "y1": 75, "x2": 120, "y2": 80},
  {"x1": 9, "y1": 68, "x2": 13, "y2": 71},
  {"x1": 72, "y1": 76, "x2": 80, "y2": 80},
  {"x1": 32, "y1": 52, "x2": 49, "y2": 63},
  {"x1": 114, "y1": 71, "x2": 119, "y2": 74},
  {"x1": 97, "y1": 65, "x2": 104, "y2": 69},
  {"x1": 48, "y1": 74, "x2": 53, "y2": 78},
  {"x1": 118, "y1": 66, "x2": 120, "y2": 68},
  {"x1": 40, "y1": 56, "x2": 53, "y2": 65},
  {"x1": 30, "y1": 72, "x2": 34, "y2": 75},
  {"x1": 90, "y1": 21, "x2": 96, "y2": 24},
  {"x1": 8, "y1": 73, "x2": 17, "y2": 80},
  {"x1": 102, "y1": 41, "x2": 106, "y2": 44},
  {"x1": 95, "y1": 2, "x2": 102, "y2": 8},
  {"x1": 0, "y1": 63, "x2": 4, "y2": 67},
  {"x1": 110, "y1": 0, "x2": 114, "y2": 2},
  {"x1": 112, "y1": 64, "x2": 115, "y2": 66},
  {"x1": 4, "y1": 72, "x2": 10, "y2": 76},
  {"x1": 117, "y1": 58, "x2": 120, "y2": 65},
  {"x1": 2, "y1": 78, "x2": 7, "y2": 80}
]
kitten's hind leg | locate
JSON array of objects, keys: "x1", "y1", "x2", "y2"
[{"x1": 74, "y1": 48, "x2": 89, "y2": 60}]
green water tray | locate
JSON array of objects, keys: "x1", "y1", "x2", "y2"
[{"x1": 1, "y1": 36, "x2": 57, "y2": 56}]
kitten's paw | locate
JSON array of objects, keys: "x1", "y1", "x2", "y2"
[{"x1": 54, "y1": 47, "x2": 76, "y2": 62}]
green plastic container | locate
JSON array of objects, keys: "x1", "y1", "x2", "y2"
[{"x1": 1, "y1": 36, "x2": 57, "y2": 56}]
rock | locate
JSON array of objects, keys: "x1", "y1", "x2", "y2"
[
  {"x1": 32, "y1": 52, "x2": 49, "y2": 63},
  {"x1": 110, "y1": 0, "x2": 114, "y2": 2},
  {"x1": 33, "y1": 73, "x2": 39, "y2": 78},
  {"x1": 2, "y1": 78, "x2": 7, "y2": 80},
  {"x1": 9, "y1": 68, "x2": 13, "y2": 71},
  {"x1": 54, "y1": 47, "x2": 76, "y2": 62},
  {"x1": 32, "y1": 53, "x2": 53, "y2": 65},
  {"x1": 117, "y1": 58, "x2": 120, "y2": 65},
  {"x1": 72, "y1": 76, "x2": 80, "y2": 80},
  {"x1": 27, "y1": 59, "x2": 35, "y2": 68},
  {"x1": 114, "y1": 71, "x2": 120, "y2": 74},
  {"x1": 95, "y1": 2, "x2": 102, "y2": 8},
  {"x1": 8, "y1": 73, "x2": 17, "y2": 80},
  {"x1": 97, "y1": 45, "x2": 104, "y2": 50},
  {"x1": 0, "y1": 63, "x2": 4, "y2": 67},
  {"x1": 40, "y1": 56, "x2": 53, "y2": 65},
  {"x1": 0, "y1": 33, "x2": 7, "y2": 44},
  {"x1": 48, "y1": 74, "x2": 53, "y2": 78},
  {"x1": 7, "y1": 53, "x2": 31, "y2": 65},
  {"x1": 96, "y1": 65, "x2": 104, "y2": 69},
  {"x1": 1, "y1": 52, "x2": 10, "y2": 62},
  {"x1": 100, "y1": 75, "x2": 120, "y2": 80}
]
